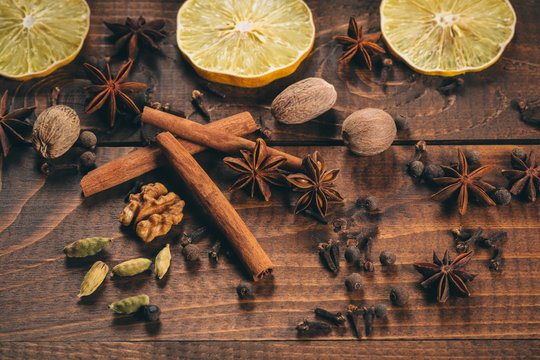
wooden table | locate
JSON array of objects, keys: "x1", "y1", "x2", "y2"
[{"x1": 0, "y1": 0, "x2": 539, "y2": 358}]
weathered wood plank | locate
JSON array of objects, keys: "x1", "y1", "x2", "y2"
[
  {"x1": 0, "y1": 145, "x2": 538, "y2": 341},
  {"x1": 1, "y1": 340, "x2": 539, "y2": 360},
  {"x1": 0, "y1": 0, "x2": 538, "y2": 144}
]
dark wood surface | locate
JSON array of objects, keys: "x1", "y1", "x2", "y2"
[{"x1": 0, "y1": 0, "x2": 539, "y2": 358}]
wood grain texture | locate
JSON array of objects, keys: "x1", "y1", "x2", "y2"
[
  {"x1": 0, "y1": 145, "x2": 538, "y2": 342},
  {"x1": 1, "y1": 340, "x2": 539, "y2": 360},
  {"x1": 0, "y1": 0, "x2": 538, "y2": 144}
]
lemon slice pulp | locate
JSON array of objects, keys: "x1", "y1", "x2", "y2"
[
  {"x1": 0, "y1": 0, "x2": 90, "y2": 80},
  {"x1": 177, "y1": 0, "x2": 315, "y2": 88},
  {"x1": 380, "y1": 0, "x2": 516, "y2": 76}
]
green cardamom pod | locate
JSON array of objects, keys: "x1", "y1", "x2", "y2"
[
  {"x1": 108, "y1": 294, "x2": 149, "y2": 314},
  {"x1": 64, "y1": 237, "x2": 113, "y2": 258},
  {"x1": 78, "y1": 261, "x2": 109, "y2": 298},
  {"x1": 111, "y1": 258, "x2": 152, "y2": 277},
  {"x1": 154, "y1": 244, "x2": 171, "y2": 280}
]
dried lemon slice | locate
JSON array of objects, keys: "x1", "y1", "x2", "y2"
[
  {"x1": 176, "y1": 0, "x2": 315, "y2": 88},
  {"x1": 0, "y1": 0, "x2": 90, "y2": 80},
  {"x1": 380, "y1": 0, "x2": 516, "y2": 76}
]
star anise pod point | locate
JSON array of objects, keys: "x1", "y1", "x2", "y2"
[
  {"x1": 0, "y1": 90, "x2": 35, "y2": 158},
  {"x1": 83, "y1": 59, "x2": 147, "y2": 127},
  {"x1": 287, "y1": 151, "x2": 343, "y2": 217},
  {"x1": 501, "y1": 150, "x2": 540, "y2": 202},
  {"x1": 105, "y1": 16, "x2": 167, "y2": 60},
  {"x1": 431, "y1": 148, "x2": 496, "y2": 215},
  {"x1": 414, "y1": 250, "x2": 476, "y2": 303},
  {"x1": 334, "y1": 16, "x2": 386, "y2": 70},
  {"x1": 223, "y1": 138, "x2": 286, "y2": 201}
]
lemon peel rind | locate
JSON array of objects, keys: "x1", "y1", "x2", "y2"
[
  {"x1": 379, "y1": 0, "x2": 516, "y2": 77},
  {"x1": 176, "y1": 0, "x2": 315, "y2": 88},
  {"x1": 0, "y1": 0, "x2": 90, "y2": 81}
]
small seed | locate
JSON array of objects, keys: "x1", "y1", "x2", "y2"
[
  {"x1": 408, "y1": 160, "x2": 424, "y2": 177},
  {"x1": 80, "y1": 151, "x2": 96, "y2": 168},
  {"x1": 345, "y1": 246, "x2": 361, "y2": 263},
  {"x1": 109, "y1": 294, "x2": 149, "y2": 314},
  {"x1": 154, "y1": 244, "x2": 171, "y2": 279},
  {"x1": 112, "y1": 258, "x2": 152, "y2": 277},
  {"x1": 373, "y1": 304, "x2": 388, "y2": 319},
  {"x1": 492, "y1": 188, "x2": 511, "y2": 205},
  {"x1": 141, "y1": 304, "x2": 161, "y2": 321},
  {"x1": 78, "y1": 261, "x2": 108, "y2": 297},
  {"x1": 182, "y1": 243, "x2": 201, "y2": 262},
  {"x1": 379, "y1": 251, "x2": 396, "y2": 266},
  {"x1": 296, "y1": 320, "x2": 331, "y2": 335},
  {"x1": 236, "y1": 281, "x2": 254, "y2": 299},
  {"x1": 390, "y1": 286, "x2": 409, "y2": 306},
  {"x1": 345, "y1": 273, "x2": 364, "y2": 292},
  {"x1": 64, "y1": 237, "x2": 113, "y2": 258}
]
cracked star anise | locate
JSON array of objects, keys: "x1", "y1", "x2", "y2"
[
  {"x1": 0, "y1": 90, "x2": 35, "y2": 158},
  {"x1": 414, "y1": 250, "x2": 476, "y2": 303},
  {"x1": 223, "y1": 138, "x2": 286, "y2": 201},
  {"x1": 502, "y1": 150, "x2": 540, "y2": 202},
  {"x1": 84, "y1": 59, "x2": 146, "y2": 127},
  {"x1": 105, "y1": 16, "x2": 167, "y2": 60},
  {"x1": 287, "y1": 151, "x2": 343, "y2": 217},
  {"x1": 431, "y1": 148, "x2": 496, "y2": 215},
  {"x1": 333, "y1": 16, "x2": 386, "y2": 70}
]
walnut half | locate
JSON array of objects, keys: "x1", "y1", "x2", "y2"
[{"x1": 119, "y1": 182, "x2": 185, "y2": 242}]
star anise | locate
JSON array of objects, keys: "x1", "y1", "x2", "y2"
[
  {"x1": 84, "y1": 59, "x2": 147, "y2": 127},
  {"x1": 414, "y1": 250, "x2": 476, "y2": 303},
  {"x1": 287, "y1": 151, "x2": 343, "y2": 217},
  {"x1": 431, "y1": 149, "x2": 496, "y2": 215},
  {"x1": 502, "y1": 150, "x2": 540, "y2": 202},
  {"x1": 223, "y1": 138, "x2": 286, "y2": 201},
  {"x1": 104, "y1": 16, "x2": 167, "y2": 60},
  {"x1": 0, "y1": 91, "x2": 35, "y2": 158},
  {"x1": 334, "y1": 16, "x2": 386, "y2": 70}
]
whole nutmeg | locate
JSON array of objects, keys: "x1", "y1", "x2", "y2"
[
  {"x1": 271, "y1": 77, "x2": 337, "y2": 124},
  {"x1": 342, "y1": 108, "x2": 396, "y2": 156},
  {"x1": 32, "y1": 105, "x2": 80, "y2": 159}
]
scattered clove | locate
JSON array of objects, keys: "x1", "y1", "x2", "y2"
[
  {"x1": 515, "y1": 99, "x2": 540, "y2": 126},
  {"x1": 257, "y1": 116, "x2": 273, "y2": 140},
  {"x1": 477, "y1": 231, "x2": 507, "y2": 249},
  {"x1": 455, "y1": 227, "x2": 483, "y2": 254},
  {"x1": 489, "y1": 248, "x2": 503, "y2": 271},
  {"x1": 179, "y1": 226, "x2": 208, "y2": 246},
  {"x1": 363, "y1": 306, "x2": 375, "y2": 336},
  {"x1": 318, "y1": 240, "x2": 340, "y2": 274},
  {"x1": 347, "y1": 304, "x2": 363, "y2": 339},
  {"x1": 208, "y1": 240, "x2": 222, "y2": 264},
  {"x1": 407, "y1": 141, "x2": 427, "y2": 177},
  {"x1": 314, "y1": 308, "x2": 346, "y2": 325},
  {"x1": 296, "y1": 320, "x2": 331, "y2": 335},
  {"x1": 332, "y1": 217, "x2": 348, "y2": 232},
  {"x1": 191, "y1": 89, "x2": 211, "y2": 119}
]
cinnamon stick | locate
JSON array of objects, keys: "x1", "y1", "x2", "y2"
[
  {"x1": 81, "y1": 112, "x2": 258, "y2": 197},
  {"x1": 142, "y1": 106, "x2": 302, "y2": 170},
  {"x1": 157, "y1": 131, "x2": 273, "y2": 281}
]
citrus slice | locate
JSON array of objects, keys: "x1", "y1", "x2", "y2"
[
  {"x1": 380, "y1": 0, "x2": 516, "y2": 76},
  {"x1": 0, "y1": 0, "x2": 90, "y2": 81},
  {"x1": 176, "y1": 0, "x2": 315, "y2": 88}
]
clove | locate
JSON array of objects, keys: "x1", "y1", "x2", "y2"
[
  {"x1": 179, "y1": 226, "x2": 208, "y2": 246},
  {"x1": 489, "y1": 248, "x2": 503, "y2": 271},
  {"x1": 477, "y1": 231, "x2": 507, "y2": 249},
  {"x1": 208, "y1": 240, "x2": 222, "y2": 264},
  {"x1": 296, "y1": 320, "x2": 331, "y2": 335},
  {"x1": 363, "y1": 307, "x2": 375, "y2": 336},
  {"x1": 191, "y1": 90, "x2": 211, "y2": 120},
  {"x1": 347, "y1": 305, "x2": 363, "y2": 339},
  {"x1": 318, "y1": 240, "x2": 340, "y2": 274},
  {"x1": 314, "y1": 308, "x2": 346, "y2": 325},
  {"x1": 455, "y1": 227, "x2": 483, "y2": 253}
]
